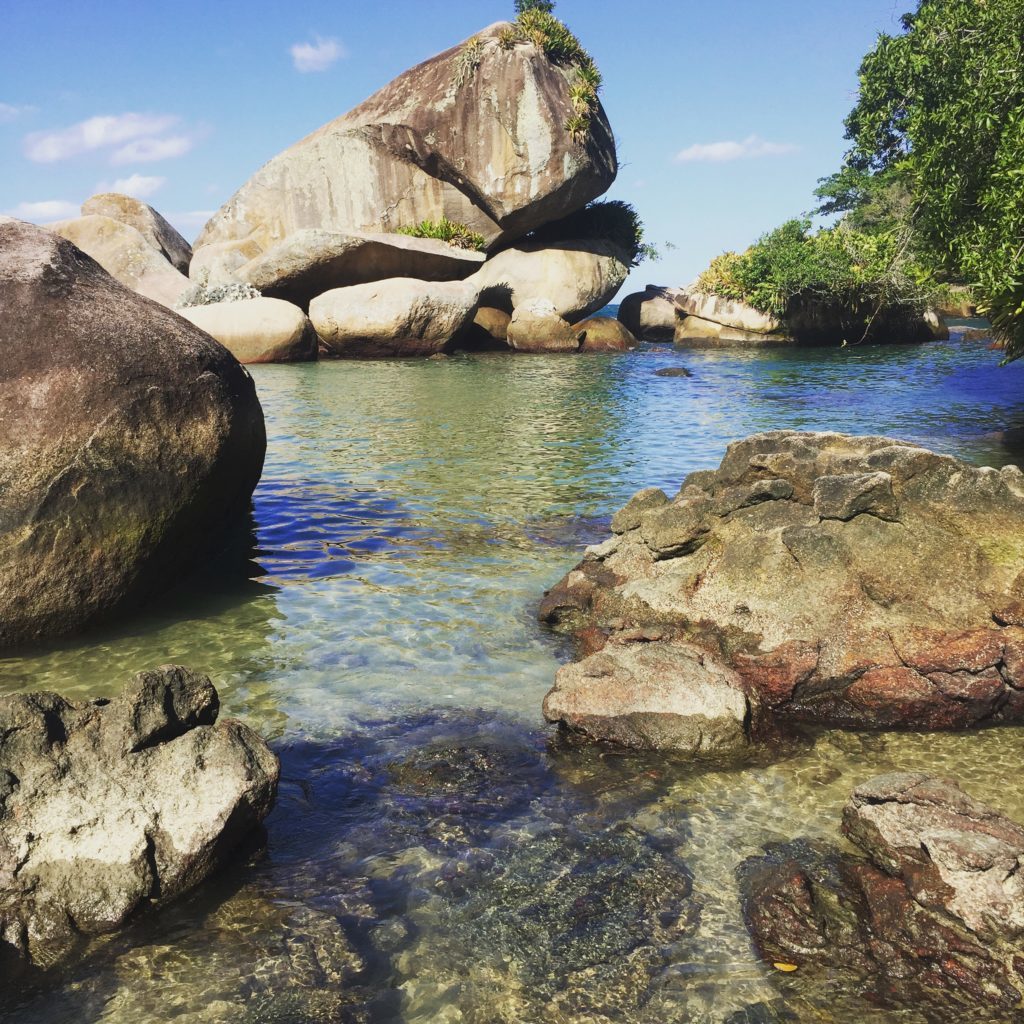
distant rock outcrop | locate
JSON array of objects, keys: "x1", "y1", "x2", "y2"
[
  {"x1": 49, "y1": 214, "x2": 189, "y2": 307},
  {"x1": 81, "y1": 192, "x2": 193, "y2": 274},
  {"x1": 472, "y1": 239, "x2": 629, "y2": 324},
  {"x1": 541, "y1": 431, "x2": 1024, "y2": 752},
  {"x1": 193, "y1": 22, "x2": 617, "y2": 267},
  {"x1": 0, "y1": 218, "x2": 265, "y2": 648},
  {"x1": 310, "y1": 278, "x2": 479, "y2": 357},
  {"x1": 0, "y1": 666, "x2": 278, "y2": 975}
]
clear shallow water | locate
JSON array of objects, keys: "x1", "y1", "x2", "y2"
[{"x1": 5, "y1": 337, "x2": 1024, "y2": 1022}]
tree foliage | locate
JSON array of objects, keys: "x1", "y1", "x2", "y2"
[
  {"x1": 514, "y1": 0, "x2": 555, "y2": 13},
  {"x1": 841, "y1": 0, "x2": 1024, "y2": 357},
  {"x1": 527, "y1": 200, "x2": 658, "y2": 267}
]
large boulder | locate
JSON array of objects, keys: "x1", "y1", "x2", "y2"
[
  {"x1": 231, "y1": 229, "x2": 486, "y2": 309},
  {"x1": 739, "y1": 774, "x2": 1024, "y2": 1018},
  {"x1": 177, "y1": 297, "x2": 318, "y2": 364},
  {"x1": 193, "y1": 22, "x2": 617, "y2": 262},
  {"x1": 574, "y1": 315, "x2": 636, "y2": 352},
  {"x1": 0, "y1": 666, "x2": 279, "y2": 974},
  {"x1": 471, "y1": 239, "x2": 629, "y2": 323},
  {"x1": 507, "y1": 299, "x2": 582, "y2": 353},
  {"x1": 49, "y1": 214, "x2": 189, "y2": 307},
  {"x1": 541, "y1": 431, "x2": 1024, "y2": 751},
  {"x1": 0, "y1": 218, "x2": 266, "y2": 648},
  {"x1": 676, "y1": 287, "x2": 784, "y2": 336},
  {"x1": 309, "y1": 277, "x2": 478, "y2": 357},
  {"x1": 617, "y1": 286, "x2": 679, "y2": 341},
  {"x1": 81, "y1": 192, "x2": 192, "y2": 274}
]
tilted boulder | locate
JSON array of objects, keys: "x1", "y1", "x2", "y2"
[
  {"x1": 739, "y1": 774, "x2": 1024, "y2": 1018},
  {"x1": 461, "y1": 306, "x2": 512, "y2": 351},
  {"x1": 193, "y1": 22, "x2": 617, "y2": 262},
  {"x1": 541, "y1": 431, "x2": 1024, "y2": 750},
  {"x1": 471, "y1": 239, "x2": 629, "y2": 323},
  {"x1": 507, "y1": 299, "x2": 582, "y2": 353},
  {"x1": 617, "y1": 286, "x2": 679, "y2": 342},
  {"x1": 49, "y1": 214, "x2": 190, "y2": 307},
  {"x1": 233, "y1": 229, "x2": 486, "y2": 309},
  {"x1": 310, "y1": 277, "x2": 478, "y2": 357},
  {"x1": 0, "y1": 666, "x2": 279, "y2": 974},
  {"x1": 81, "y1": 192, "x2": 192, "y2": 274},
  {"x1": 177, "y1": 296, "x2": 319, "y2": 364},
  {"x1": 0, "y1": 218, "x2": 266, "y2": 647}
]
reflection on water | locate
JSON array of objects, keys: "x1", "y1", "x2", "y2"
[{"x1": 4, "y1": 337, "x2": 1024, "y2": 1022}]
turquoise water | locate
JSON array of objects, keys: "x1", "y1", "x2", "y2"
[{"x1": 4, "y1": 334, "x2": 1024, "y2": 1023}]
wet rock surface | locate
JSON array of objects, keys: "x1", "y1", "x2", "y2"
[
  {"x1": 541, "y1": 431, "x2": 1024, "y2": 748},
  {"x1": 0, "y1": 218, "x2": 266, "y2": 648},
  {"x1": 0, "y1": 666, "x2": 279, "y2": 975},
  {"x1": 740, "y1": 773, "x2": 1024, "y2": 1020}
]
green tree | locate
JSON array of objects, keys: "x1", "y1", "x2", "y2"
[
  {"x1": 515, "y1": 0, "x2": 555, "y2": 13},
  {"x1": 841, "y1": 0, "x2": 1024, "y2": 356}
]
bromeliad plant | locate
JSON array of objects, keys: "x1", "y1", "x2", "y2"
[{"x1": 397, "y1": 218, "x2": 487, "y2": 252}]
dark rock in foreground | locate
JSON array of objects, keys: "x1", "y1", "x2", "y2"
[
  {"x1": 541, "y1": 431, "x2": 1024, "y2": 753},
  {"x1": 0, "y1": 666, "x2": 279, "y2": 974},
  {"x1": 0, "y1": 218, "x2": 266, "y2": 647},
  {"x1": 739, "y1": 773, "x2": 1024, "y2": 1019}
]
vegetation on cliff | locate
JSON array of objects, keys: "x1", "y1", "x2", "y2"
[
  {"x1": 527, "y1": 200, "x2": 659, "y2": 267},
  {"x1": 397, "y1": 218, "x2": 487, "y2": 252}
]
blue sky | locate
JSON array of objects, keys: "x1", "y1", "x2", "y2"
[{"x1": 0, "y1": 0, "x2": 909, "y2": 295}]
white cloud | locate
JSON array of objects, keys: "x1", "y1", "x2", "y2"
[
  {"x1": 111, "y1": 135, "x2": 192, "y2": 164},
  {"x1": 290, "y1": 36, "x2": 346, "y2": 72},
  {"x1": 2, "y1": 199, "x2": 79, "y2": 222},
  {"x1": 674, "y1": 135, "x2": 799, "y2": 164},
  {"x1": 0, "y1": 102, "x2": 32, "y2": 123},
  {"x1": 24, "y1": 113, "x2": 179, "y2": 162},
  {"x1": 106, "y1": 174, "x2": 167, "y2": 198}
]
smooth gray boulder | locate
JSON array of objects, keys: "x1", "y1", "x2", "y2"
[
  {"x1": 617, "y1": 286, "x2": 679, "y2": 341},
  {"x1": 0, "y1": 218, "x2": 266, "y2": 648},
  {"x1": 81, "y1": 192, "x2": 192, "y2": 274},
  {"x1": 574, "y1": 315, "x2": 636, "y2": 352},
  {"x1": 506, "y1": 299, "x2": 582, "y2": 353},
  {"x1": 0, "y1": 666, "x2": 279, "y2": 973},
  {"x1": 177, "y1": 296, "x2": 319, "y2": 364}
]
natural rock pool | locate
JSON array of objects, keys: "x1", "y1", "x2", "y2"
[{"x1": 5, "y1": 334, "x2": 1024, "y2": 1023}]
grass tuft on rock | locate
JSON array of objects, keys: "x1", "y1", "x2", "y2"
[{"x1": 397, "y1": 218, "x2": 487, "y2": 252}]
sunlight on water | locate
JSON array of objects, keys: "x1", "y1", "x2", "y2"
[{"x1": 4, "y1": 337, "x2": 1024, "y2": 1023}]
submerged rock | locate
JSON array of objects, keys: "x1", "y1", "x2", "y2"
[
  {"x1": 177, "y1": 296, "x2": 319, "y2": 364},
  {"x1": 49, "y1": 214, "x2": 190, "y2": 307},
  {"x1": 739, "y1": 773, "x2": 1024, "y2": 1019},
  {"x1": 0, "y1": 666, "x2": 279, "y2": 973},
  {"x1": 472, "y1": 239, "x2": 629, "y2": 323},
  {"x1": 0, "y1": 218, "x2": 265, "y2": 647},
  {"x1": 310, "y1": 277, "x2": 478, "y2": 358},
  {"x1": 541, "y1": 431, "x2": 1024, "y2": 750},
  {"x1": 193, "y1": 22, "x2": 617, "y2": 261},
  {"x1": 81, "y1": 192, "x2": 193, "y2": 274}
]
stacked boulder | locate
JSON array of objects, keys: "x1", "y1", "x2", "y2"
[{"x1": 186, "y1": 21, "x2": 626, "y2": 357}]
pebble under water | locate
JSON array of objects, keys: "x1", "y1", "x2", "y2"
[{"x1": 4, "y1": 333, "x2": 1024, "y2": 1023}]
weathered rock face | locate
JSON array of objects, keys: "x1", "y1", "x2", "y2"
[
  {"x1": 462, "y1": 306, "x2": 512, "y2": 351},
  {"x1": 231, "y1": 228, "x2": 486, "y2": 309},
  {"x1": 49, "y1": 214, "x2": 190, "y2": 307},
  {"x1": 309, "y1": 277, "x2": 478, "y2": 357},
  {"x1": 177, "y1": 297, "x2": 318, "y2": 364},
  {"x1": 507, "y1": 299, "x2": 582, "y2": 353},
  {"x1": 0, "y1": 219, "x2": 266, "y2": 648},
  {"x1": 677, "y1": 288, "x2": 784, "y2": 336},
  {"x1": 0, "y1": 666, "x2": 279, "y2": 974},
  {"x1": 472, "y1": 239, "x2": 629, "y2": 323},
  {"x1": 618, "y1": 286, "x2": 680, "y2": 341},
  {"x1": 541, "y1": 431, "x2": 1024, "y2": 749},
  {"x1": 574, "y1": 315, "x2": 636, "y2": 352},
  {"x1": 81, "y1": 193, "x2": 192, "y2": 274},
  {"x1": 675, "y1": 314, "x2": 792, "y2": 347},
  {"x1": 740, "y1": 774, "x2": 1024, "y2": 1019},
  {"x1": 194, "y1": 22, "x2": 617, "y2": 263},
  {"x1": 543, "y1": 639, "x2": 755, "y2": 754}
]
